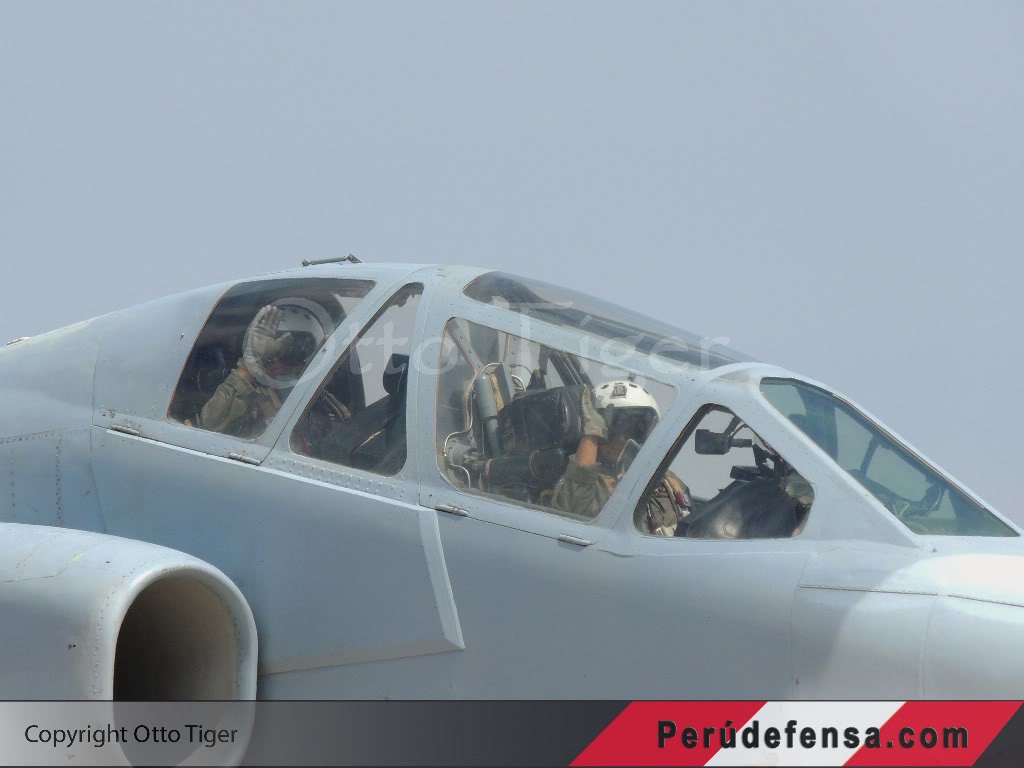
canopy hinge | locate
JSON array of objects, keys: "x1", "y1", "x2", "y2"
[
  {"x1": 227, "y1": 452, "x2": 262, "y2": 466},
  {"x1": 557, "y1": 534, "x2": 593, "y2": 547},
  {"x1": 435, "y1": 503, "x2": 469, "y2": 518}
]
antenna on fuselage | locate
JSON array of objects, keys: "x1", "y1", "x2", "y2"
[{"x1": 301, "y1": 254, "x2": 362, "y2": 267}]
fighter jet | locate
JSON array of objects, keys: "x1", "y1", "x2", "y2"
[{"x1": 1, "y1": 259, "x2": 1021, "y2": 700}]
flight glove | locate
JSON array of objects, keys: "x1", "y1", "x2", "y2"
[
  {"x1": 580, "y1": 386, "x2": 608, "y2": 440},
  {"x1": 244, "y1": 305, "x2": 295, "y2": 370}
]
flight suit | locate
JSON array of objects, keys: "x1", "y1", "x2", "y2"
[
  {"x1": 551, "y1": 387, "x2": 616, "y2": 518},
  {"x1": 200, "y1": 364, "x2": 284, "y2": 439},
  {"x1": 552, "y1": 456, "x2": 690, "y2": 533},
  {"x1": 636, "y1": 471, "x2": 692, "y2": 535},
  {"x1": 551, "y1": 457, "x2": 618, "y2": 519}
]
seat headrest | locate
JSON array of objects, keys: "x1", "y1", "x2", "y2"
[{"x1": 383, "y1": 353, "x2": 410, "y2": 396}]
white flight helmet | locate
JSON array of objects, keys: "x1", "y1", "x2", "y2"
[
  {"x1": 593, "y1": 380, "x2": 660, "y2": 442},
  {"x1": 242, "y1": 300, "x2": 331, "y2": 388}
]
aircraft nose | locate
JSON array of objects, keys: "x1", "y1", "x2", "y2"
[{"x1": 924, "y1": 593, "x2": 1024, "y2": 697}]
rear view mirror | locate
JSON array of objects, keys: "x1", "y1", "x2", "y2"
[
  {"x1": 694, "y1": 429, "x2": 753, "y2": 455},
  {"x1": 694, "y1": 429, "x2": 731, "y2": 455}
]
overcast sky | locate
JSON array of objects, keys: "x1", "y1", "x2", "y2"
[{"x1": 1, "y1": 1, "x2": 1021, "y2": 520}]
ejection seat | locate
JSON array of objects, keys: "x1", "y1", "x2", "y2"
[{"x1": 315, "y1": 353, "x2": 410, "y2": 474}]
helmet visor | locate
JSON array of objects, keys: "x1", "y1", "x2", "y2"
[
  {"x1": 607, "y1": 408, "x2": 658, "y2": 443},
  {"x1": 276, "y1": 331, "x2": 320, "y2": 367}
]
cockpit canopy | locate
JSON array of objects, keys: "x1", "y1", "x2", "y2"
[{"x1": 464, "y1": 271, "x2": 752, "y2": 371}]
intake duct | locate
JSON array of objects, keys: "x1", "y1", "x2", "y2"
[
  {"x1": 0, "y1": 524, "x2": 258, "y2": 700},
  {"x1": 114, "y1": 573, "x2": 248, "y2": 700}
]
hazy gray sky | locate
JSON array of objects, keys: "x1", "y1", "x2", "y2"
[{"x1": 2, "y1": 1, "x2": 1021, "y2": 519}]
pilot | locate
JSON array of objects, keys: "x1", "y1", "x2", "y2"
[
  {"x1": 552, "y1": 380, "x2": 691, "y2": 533},
  {"x1": 199, "y1": 303, "x2": 328, "y2": 438}
]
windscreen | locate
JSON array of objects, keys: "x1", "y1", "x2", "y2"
[{"x1": 761, "y1": 378, "x2": 1016, "y2": 537}]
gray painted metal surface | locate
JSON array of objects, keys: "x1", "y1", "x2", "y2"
[{"x1": 0, "y1": 261, "x2": 1021, "y2": 699}]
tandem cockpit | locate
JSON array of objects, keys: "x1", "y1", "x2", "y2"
[{"x1": 163, "y1": 266, "x2": 1014, "y2": 542}]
